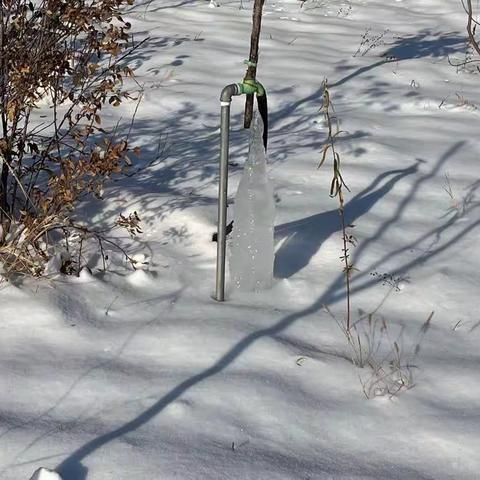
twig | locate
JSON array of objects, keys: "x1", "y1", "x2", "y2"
[{"x1": 465, "y1": 0, "x2": 480, "y2": 57}]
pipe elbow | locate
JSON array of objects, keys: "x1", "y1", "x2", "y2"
[{"x1": 220, "y1": 84, "x2": 239, "y2": 102}]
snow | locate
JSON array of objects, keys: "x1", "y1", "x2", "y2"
[
  {"x1": 230, "y1": 112, "x2": 275, "y2": 291},
  {"x1": 29, "y1": 468, "x2": 63, "y2": 480},
  {"x1": 1, "y1": 0, "x2": 480, "y2": 479}
]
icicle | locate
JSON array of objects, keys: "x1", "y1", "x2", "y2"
[{"x1": 229, "y1": 111, "x2": 275, "y2": 291}]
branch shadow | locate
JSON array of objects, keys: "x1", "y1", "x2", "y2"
[
  {"x1": 46, "y1": 28, "x2": 475, "y2": 480},
  {"x1": 331, "y1": 29, "x2": 466, "y2": 89},
  {"x1": 386, "y1": 29, "x2": 466, "y2": 60},
  {"x1": 274, "y1": 162, "x2": 419, "y2": 278},
  {"x1": 77, "y1": 91, "x2": 368, "y2": 242},
  {"x1": 0, "y1": 287, "x2": 183, "y2": 478},
  {"x1": 55, "y1": 141, "x2": 478, "y2": 480},
  {"x1": 76, "y1": 29, "x2": 468, "y2": 236}
]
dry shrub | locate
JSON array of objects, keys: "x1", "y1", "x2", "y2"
[
  {"x1": 0, "y1": 0, "x2": 143, "y2": 278},
  {"x1": 327, "y1": 304, "x2": 433, "y2": 399}
]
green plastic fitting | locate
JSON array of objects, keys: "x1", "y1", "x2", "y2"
[{"x1": 237, "y1": 79, "x2": 265, "y2": 97}]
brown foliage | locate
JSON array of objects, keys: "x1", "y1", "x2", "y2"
[{"x1": 0, "y1": 0, "x2": 141, "y2": 277}]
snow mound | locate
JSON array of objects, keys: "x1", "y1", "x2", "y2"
[{"x1": 29, "y1": 468, "x2": 62, "y2": 480}]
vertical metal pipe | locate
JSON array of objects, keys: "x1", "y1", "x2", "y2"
[
  {"x1": 214, "y1": 84, "x2": 240, "y2": 302},
  {"x1": 215, "y1": 102, "x2": 231, "y2": 301}
]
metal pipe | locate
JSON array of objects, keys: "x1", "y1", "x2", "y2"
[{"x1": 215, "y1": 84, "x2": 239, "y2": 302}]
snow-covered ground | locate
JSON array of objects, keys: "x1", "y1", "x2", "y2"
[{"x1": 1, "y1": 0, "x2": 480, "y2": 479}]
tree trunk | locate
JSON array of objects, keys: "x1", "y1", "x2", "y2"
[{"x1": 244, "y1": 0, "x2": 265, "y2": 129}]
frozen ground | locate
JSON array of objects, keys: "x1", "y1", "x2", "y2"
[{"x1": 1, "y1": 0, "x2": 480, "y2": 479}]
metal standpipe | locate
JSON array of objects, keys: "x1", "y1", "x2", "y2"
[
  {"x1": 214, "y1": 81, "x2": 266, "y2": 302},
  {"x1": 215, "y1": 84, "x2": 240, "y2": 302}
]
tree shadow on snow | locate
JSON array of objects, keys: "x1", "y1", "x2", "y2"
[
  {"x1": 274, "y1": 162, "x2": 419, "y2": 278},
  {"x1": 331, "y1": 29, "x2": 466, "y2": 89},
  {"x1": 0, "y1": 288, "x2": 185, "y2": 480},
  {"x1": 35, "y1": 28, "x2": 475, "y2": 480},
  {"x1": 54, "y1": 141, "x2": 479, "y2": 480}
]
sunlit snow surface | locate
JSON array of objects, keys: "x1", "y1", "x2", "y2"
[
  {"x1": 1, "y1": 0, "x2": 480, "y2": 479},
  {"x1": 29, "y1": 468, "x2": 62, "y2": 480}
]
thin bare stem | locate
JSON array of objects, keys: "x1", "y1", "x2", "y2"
[{"x1": 319, "y1": 80, "x2": 354, "y2": 330}]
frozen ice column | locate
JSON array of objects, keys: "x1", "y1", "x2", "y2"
[{"x1": 230, "y1": 111, "x2": 275, "y2": 291}]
